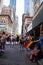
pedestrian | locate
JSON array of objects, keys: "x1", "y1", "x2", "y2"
[
  {"x1": 0, "y1": 39, "x2": 2, "y2": 55},
  {"x1": 29, "y1": 31, "x2": 43, "y2": 62},
  {"x1": 39, "y1": 31, "x2": 43, "y2": 55},
  {"x1": 1, "y1": 31, "x2": 6, "y2": 52},
  {"x1": 20, "y1": 36, "x2": 24, "y2": 50},
  {"x1": 16, "y1": 35, "x2": 19, "y2": 44}
]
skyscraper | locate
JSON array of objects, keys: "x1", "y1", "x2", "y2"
[
  {"x1": 33, "y1": 0, "x2": 40, "y2": 14},
  {"x1": 29, "y1": 0, "x2": 34, "y2": 16},
  {"x1": 10, "y1": 0, "x2": 16, "y2": 12},
  {"x1": 24, "y1": 0, "x2": 29, "y2": 13}
]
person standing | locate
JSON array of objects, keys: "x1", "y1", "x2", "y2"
[
  {"x1": 16, "y1": 35, "x2": 19, "y2": 44},
  {"x1": 39, "y1": 31, "x2": 43, "y2": 55},
  {"x1": 29, "y1": 32, "x2": 43, "y2": 62},
  {"x1": 1, "y1": 31, "x2": 6, "y2": 52},
  {"x1": 20, "y1": 37, "x2": 24, "y2": 50}
]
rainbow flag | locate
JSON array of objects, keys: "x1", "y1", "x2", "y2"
[
  {"x1": 23, "y1": 41, "x2": 30, "y2": 48},
  {"x1": 23, "y1": 40, "x2": 37, "y2": 50}
]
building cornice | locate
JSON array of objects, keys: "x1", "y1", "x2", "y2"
[
  {"x1": 33, "y1": 2, "x2": 43, "y2": 20},
  {"x1": 0, "y1": 14, "x2": 13, "y2": 23}
]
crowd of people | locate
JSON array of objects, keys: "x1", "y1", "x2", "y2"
[
  {"x1": 0, "y1": 31, "x2": 43, "y2": 62},
  {"x1": 0, "y1": 32, "x2": 15, "y2": 54}
]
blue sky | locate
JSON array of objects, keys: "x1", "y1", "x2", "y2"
[{"x1": 40, "y1": 0, "x2": 43, "y2": 3}]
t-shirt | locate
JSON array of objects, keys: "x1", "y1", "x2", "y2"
[
  {"x1": 1, "y1": 35, "x2": 6, "y2": 43},
  {"x1": 40, "y1": 36, "x2": 43, "y2": 46}
]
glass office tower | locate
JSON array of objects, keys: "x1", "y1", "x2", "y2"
[{"x1": 10, "y1": 0, "x2": 16, "y2": 12}]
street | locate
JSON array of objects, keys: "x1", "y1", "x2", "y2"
[
  {"x1": 0, "y1": 44, "x2": 37, "y2": 65},
  {"x1": 0, "y1": 0, "x2": 43, "y2": 65}
]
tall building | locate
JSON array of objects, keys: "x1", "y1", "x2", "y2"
[
  {"x1": 10, "y1": 0, "x2": 16, "y2": 12},
  {"x1": 33, "y1": 0, "x2": 40, "y2": 14},
  {"x1": 24, "y1": 0, "x2": 29, "y2": 13},
  {"x1": 29, "y1": 0, "x2": 34, "y2": 16},
  {"x1": 0, "y1": 0, "x2": 3, "y2": 14},
  {"x1": 1, "y1": 6, "x2": 17, "y2": 35},
  {"x1": 29, "y1": 0, "x2": 40, "y2": 16},
  {"x1": 15, "y1": 15, "x2": 19, "y2": 34},
  {"x1": 27, "y1": 2, "x2": 43, "y2": 39},
  {"x1": 1, "y1": 6, "x2": 15, "y2": 22},
  {"x1": 22, "y1": 14, "x2": 33, "y2": 35}
]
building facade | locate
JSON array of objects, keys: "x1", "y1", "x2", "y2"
[
  {"x1": 0, "y1": 15, "x2": 13, "y2": 34},
  {"x1": 27, "y1": 2, "x2": 43, "y2": 39},
  {"x1": 1, "y1": 6, "x2": 15, "y2": 22},
  {"x1": 15, "y1": 16, "x2": 19, "y2": 35},
  {"x1": 29, "y1": 0, "x2": 34, "y2": 16},
  {"x1": 1, "y1": 6, "x2": 17, "y2": 35},
  {"x1": 22, "y1": 14, "x2": 33, "y2": 35},
  {"x1": 0, "y1": 0, "x2": 3, "y2": 14},
  {"x1": 33, "y1": 0, "x2": 40, "y2": 14},
  {"x1": 24, "y1": 0, "x2": 29, "y2": 13},
  {"x1": 10, "y1": 0, "x2": 16, "y2": 13}
]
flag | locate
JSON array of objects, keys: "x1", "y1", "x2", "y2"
[
  {"x1": 23, "y1": 41, "x2": 30, "y2": 48},
  {"x1": 28, "y1": 41, "x2": 35, "y2": 50},
  {"x1": 23, "y1": 40, "x2": 37, "y2": 50}
]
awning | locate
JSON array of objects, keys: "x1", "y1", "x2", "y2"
[
  {"x1": 32, "y1": 7, "x2": 43, "y2": 28},
  {"x1": 27, "y1": 22, "x2": 32, "y2": 32}
]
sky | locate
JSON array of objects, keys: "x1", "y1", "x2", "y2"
[
  {"x1": 3, "y1": 0, "x2": 10, "y2": 6},
  {"x1": 40, "y1": 0, "x2": 43, "y2": 3},
  {"x1": 16, "y1": 0, "x2": 24, "y2": 34}
]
